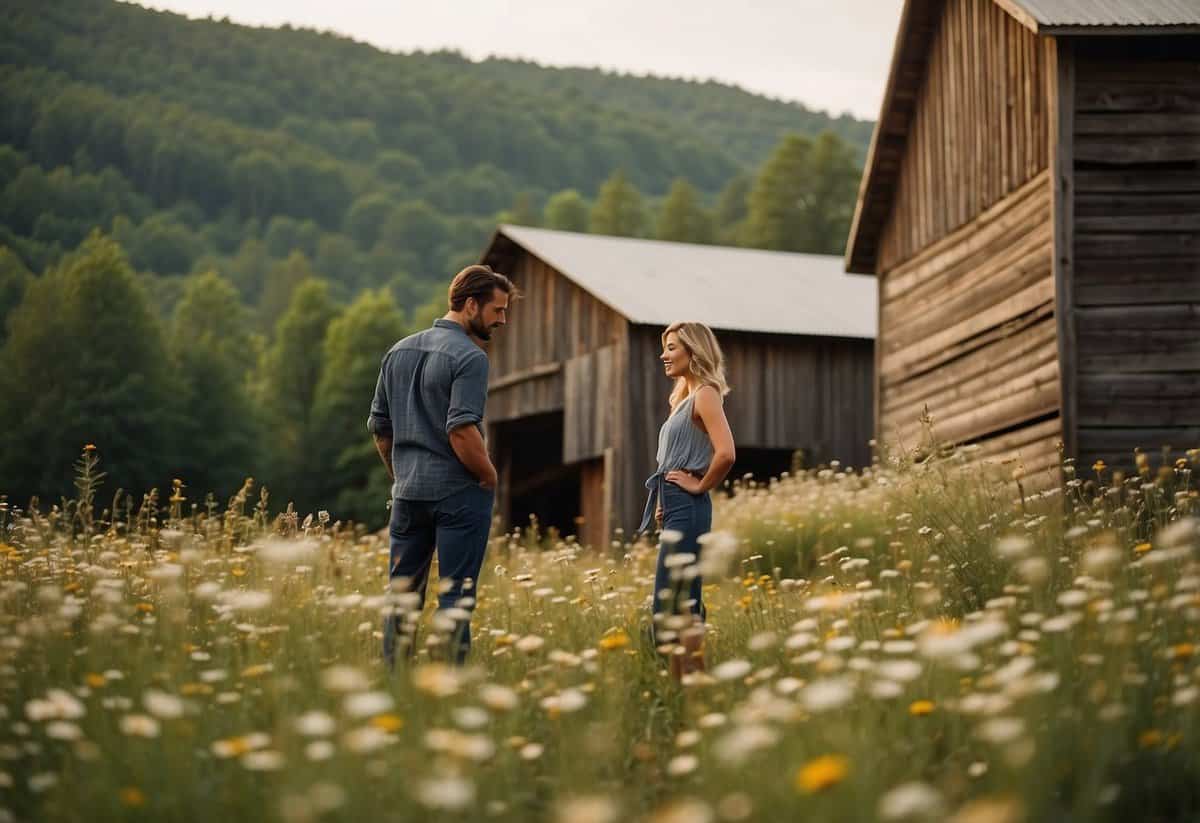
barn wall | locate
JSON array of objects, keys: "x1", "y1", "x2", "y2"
[
  {"x1": 877, "y1": 0, "x2": 1053, "y2": 272},
  {"x1": 877, "y1": 171, "x2": 1062, "y2": 480},
  {"x1": 621, "y1": 325, "x2": 875, "y2": 534},
  {"x1": 486, "y1": 253, "x2": 626, "y2": 424},
  {"x1": 1067, "y1": 36, "x2": 1200, "y2": 470}
]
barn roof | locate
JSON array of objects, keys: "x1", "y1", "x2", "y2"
[
  {"x1": 482, "y1": 225, "x2": 876, "y2": 340},
  {"x1": 1002, "y1": 0, "x2": 1200, "y2": 32},
  {"x1": 844, "y1": 0, "x2": 1200, "y2": 275}
]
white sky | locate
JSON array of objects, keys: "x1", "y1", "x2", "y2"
[{"x1": 134, "y1": 0, "x2": 904, "y2": 121}]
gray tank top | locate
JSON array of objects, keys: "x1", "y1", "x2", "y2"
[{"x1": 653, "y1": 393, "x2": 714, "y2": 476}]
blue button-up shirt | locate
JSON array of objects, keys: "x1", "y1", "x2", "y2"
[{"x1": 367, "y1": 319, "x2": 489, "y2": 501}]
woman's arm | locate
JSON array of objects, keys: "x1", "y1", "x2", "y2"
[{"x1": 665, "y1": 386, "x2": 736, "y2": 494}]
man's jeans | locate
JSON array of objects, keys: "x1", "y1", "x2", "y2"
[{"x1": 382, "y1": 483, "x2": 494, "y2": 666}]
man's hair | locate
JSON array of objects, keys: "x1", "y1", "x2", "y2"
[{"x1": 448, "y1": 264, "x2": 516, "y2": 312}]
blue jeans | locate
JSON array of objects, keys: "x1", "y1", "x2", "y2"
[
  {"x1": 650, "y1": 481, "x2": 711, "y2": 645},
  {"x1": 382, "y1": 483, "x2": 494, "y2": 666}
]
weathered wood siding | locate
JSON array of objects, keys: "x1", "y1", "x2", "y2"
[
  {"x1": 621, "y1": 325, "x2": 875, "y2": 532},
  {"x1": 877, "y1": 0, "x2": 1052, "y2": 273},
  {"x1": 486, "y1": 253, "x2": 625, "y2": 423},
  {"x1": 877, "y1": 172, "x2": 1062, "y2": 480},
  {"x1": 563, "y1": 345, "x2": 621, "y2": 463},
  {"x1": 1067, "y1": 36, "x2": 1200, "y2": 470}
]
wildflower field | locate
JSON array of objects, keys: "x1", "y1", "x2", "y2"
[{"x1": 2, "y1": 444, "x2": 1200, "y2": 823}]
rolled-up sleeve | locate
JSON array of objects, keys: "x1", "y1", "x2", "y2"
[
  {"x1": 446, "y1": 351, "x2": 488, "y2": 434},
  {"x1": 366, "y1": 356, "x2": 392, "y2": 436}
]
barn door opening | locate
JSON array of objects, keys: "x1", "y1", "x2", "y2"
[
  {"x1": 728, "y1": 446, "x2": 803, "y2": 487},
  {"x1": 495, "y1": 412, "x2": 606, "y2": 546}
]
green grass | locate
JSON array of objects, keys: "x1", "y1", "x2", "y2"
[{"x1": 1, "y1": 443, "x2": 1198, "y2": 822}]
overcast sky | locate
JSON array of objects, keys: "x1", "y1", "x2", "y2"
[{"x1": 135, "y1": 0, "x2": 904, "y2": 121}]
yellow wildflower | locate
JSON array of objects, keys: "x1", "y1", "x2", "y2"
[
  {"x1": 1171, "y1": 643, "x2": 1195, "y2": 660},
  {"x1": 909, "y1": 700, "x2": 935, "y2": 716},
  {"x1": 85, "y1": 673, "x2": 107, "y2": 689},
  {"x1": 1138, "y1": 730, "x2": 1164, "y2": 749},
  {"x1": 119, "y1": 787, "x2": 145, "y2": 807},
  {"x1": 135, "y1": 602, "x2": 154, "y2": 613},
  {"x1": 1092, "y1": 460, "x2": 1106, "y2": 473},
  {"x1": 1134, "y1": 542, "x2": 1152, "y2": 555},
  {"x1": 930, "y1": 617, "x2": 959, "y2": 635},
  {"x1": 795, "y1": 754, "x2": 850, "y2": 793},
  {"x1": 370, "y1": 714, "x2": 404, "y2": 732},
  {"x1": 599, "y1": 629, "x2": 631, "y2": 652},
  {"x1": 211, "y1": 737, "x2": 252, "y2": 758}
]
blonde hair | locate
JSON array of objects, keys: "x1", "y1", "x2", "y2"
[{"x1": 662, "y1": 321, "x2": 731, "y2": 410}]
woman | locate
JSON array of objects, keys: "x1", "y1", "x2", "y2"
[{"x1": 639, "y1": 321, "x2": 736, "y2": 679}]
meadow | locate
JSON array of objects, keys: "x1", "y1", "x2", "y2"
[{"x1": 2, "y1": 440, "x2": 1199, "y2": 822}]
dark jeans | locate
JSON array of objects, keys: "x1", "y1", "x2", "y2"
[
  {"x1": 651, "y1": 481, "x2": 712, "y2": 645},
  {"x1": 382, "y1": 483, "x2": 494, "y2": 666}
]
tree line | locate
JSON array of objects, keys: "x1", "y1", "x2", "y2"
[
  {"x1": 0, "y1": 0, "x2": 867, "y2": 524},
  {"x1": 0, "y1": 126, "x2": 861, "y2": 527}
]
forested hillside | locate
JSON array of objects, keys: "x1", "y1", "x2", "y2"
[{"x1": 0, "y1": 0, "x2": 871, "y2": 517}]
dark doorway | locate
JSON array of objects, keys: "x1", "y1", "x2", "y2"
[
  {"x1": 727, "y1": 446, "x2": 802, "y2": 487},
  {"x1": 497, "y1": 412, "x2": 585, "y2": 540}
]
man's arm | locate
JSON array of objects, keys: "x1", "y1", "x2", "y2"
[
  {"x1": 367, "y1": 357, "x2": 394, "y2": 481},
  {"x1": 449, "y1": 425, "x2": 496, "y2": 489},
  {"x1": 446, "y1": 351, "x2": 496, "y2": 488}
]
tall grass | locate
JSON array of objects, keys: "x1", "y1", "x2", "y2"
[{"x1": 1, "y1": 442, "x2": 1198, "y2": 822}]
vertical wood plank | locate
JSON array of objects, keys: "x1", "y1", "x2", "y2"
[{"x1": 1050, "y1": 37, "x2": 1077, "y2": 461}]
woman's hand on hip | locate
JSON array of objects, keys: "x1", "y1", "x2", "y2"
[{"x1": 665, "y1": 470, "x2": 702, "y2": 494}]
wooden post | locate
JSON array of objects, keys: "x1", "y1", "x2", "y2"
[
  {"x1": 602, "y1": 446, "x2": 614, "y2": 550},
  {"x1": 1049, "y1": 36, "x2": 1078, "y2": 463}
]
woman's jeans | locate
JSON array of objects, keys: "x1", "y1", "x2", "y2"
[
  {"x1": 651, "y1": 481, "x2": 712, "y2": 645},
  {"x1": 382, "y1": 483, "x2": 494, "y2": 666}
]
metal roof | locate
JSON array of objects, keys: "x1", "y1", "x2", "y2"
[
  {"x1": 1004, "y1": 0, "x2": 1200, "y2": 30},
  {"x1": 484, "y1": 225, "x2": 877, "y2": 339}
]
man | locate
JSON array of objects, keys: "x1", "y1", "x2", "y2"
[{"x1": 368, "y1": 264, "x2": 514, "y2": 665}]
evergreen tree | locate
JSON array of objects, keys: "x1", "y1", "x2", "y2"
[
  {"x1": 312, "y1": 288, "x2": 407, "y2": 527},
  {"x1": 801, "y1": 131, "x2": 861, "y2": 254},
  {"x1": 377, "y1": 201, "x2": 447, "y2": 271},
  {"x1": 743, "y1": 132, "x2": 860, "y2": 254},
  {"x1": 0, "y1": 232, "x2": 177, "y2": 501},
  {"x1": 589, "y1": 170, "x2": 648, "y2": 238},
  {"x1": 169, "y1": 271, "x2": 262, "y2": 499},
  {"x1": 713, "y1": 174, "x2": 752, "y2": 246},
  {"x1": 344, "y1": 193, "x2": 394, "y2": 250},
  {"x1": 543, "y1": 189, "x2": 589, "y2": 232},
  {"x1": 0, "y1": 247, "x2": 32, "y2": 345},
  {"x1": 656, "y1": 178, "x2": 713, "y2": 244},
  {"x1": 258, "y1": 251, "x2": 318, "y2": 333},
  {"x1": 497, "y1": 191, "x2": 541, "y2": 227},
  {"x1": 255, "y1": 278, "x2": 339, "y2": 513},
  {"x1": 743, "y1": 135, "x2": 814, "y2": 251}
]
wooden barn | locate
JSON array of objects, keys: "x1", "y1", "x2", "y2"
[
  {"x1": 479, "y1": 225, "x2": 876, "y2": 548},
  {"x1": 846, "y1": 0, "x2": 1200, "y2": 479}
]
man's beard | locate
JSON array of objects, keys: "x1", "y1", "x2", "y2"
[{"x1": 468, "y1": 315, "x2": 492, "y2": 341}]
